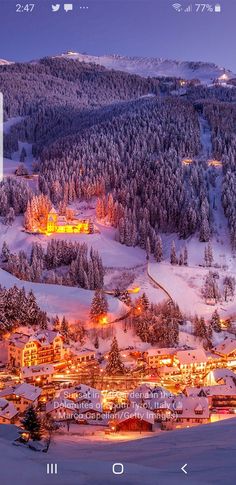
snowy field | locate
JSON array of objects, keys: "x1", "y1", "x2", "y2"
[
  {"x1": 0, "y1": 418, "x2": 236, "y2": 484},
  {"x1": 0, "y1": 267, "x2": 126, "y2": 323}
]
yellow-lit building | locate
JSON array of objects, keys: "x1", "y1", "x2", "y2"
[
  {"x1": 46, "y1": 207, "x2": 93, "y2": 234},
  {"x1": 8, "y1": 331, "x2": 65, "y2": 368}
]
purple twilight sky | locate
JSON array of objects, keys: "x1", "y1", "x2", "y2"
[{"x1": 0, "y1": 0, "x2": 235, "y2": 72}]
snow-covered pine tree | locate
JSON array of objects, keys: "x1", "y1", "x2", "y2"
[
  {"x1": 183, "y1": 245, "x2": 188, "y2": 266},
  {"x1": 154, "y1": 235, "x2": 163, "y2": 262},
  {"x1": 193, "y1": 315, "x2": 207, "y2": 340},
  {"x1": 210, "y1": 309, "x2": 221, "y2": 333},
  {"x1": 90, "y1": 290, "x2": 108, "y2": 324},
  {"x1": 61, "y1": 316, "x2": 70, "y2": 342},
  {"x1": 21, "y1": 405, "x2": 42, "y2": 441},
  {"x1": 1, "y1": 241, "x2": 10, "y2": 263},
  {"x1": 170, "y1": 241, "x2": 178, "y2": 265},
  {"x1": 105, "y1": 336, "x2": 125, "y2": 375}
]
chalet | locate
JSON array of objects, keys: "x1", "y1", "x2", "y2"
[
  {"x1": 8, "y1": 330, "x2": 65, "y2": 368},
  {"x1": 146, "y1": 347, "x2": 176, "y2": 368},
  {"x1": 174, "y1": 349, "x2": 208, "y2": 374},
  {"x1": 8, "y1": 332, "x2": 30, "y2": 367},
  {"x1": 75, "y1": 400, "x2": 102, "y2": 420},
  {"x1": 0, "y1": 383, "x2": 41, "y2": 413},
  {"x1": 110, "y1": 405, "x2": 155, "y2": 432},
  {"x1": 0, "y1": 398, "x2": 18, "y2": 424},
  {"x1": 172, "y1": 396, "x2": 209, "y2": 425},
  {"x1": 21, "y1": 363, "x2": 54, "y2": 384},
  {"x1": 212, "y1": 338, "x2": 236, "y2": 367},
  {"x1": 46, "y1": 398, "x2": 76, "y2": 421},
  {"x1": 72, "y1": 348, "x2": 96, "y2": 364},
  {"x1": 128, "y1": 384, "x2": 153, "y2": 406},
  {"x1": 129, "y1": 384, "x2": 172, "y2": 406},
  {"x1": 46, "y1": 207, "x2": 94, "y2": 235},
  {"x1": 186, "y1": 375, "x2": 236, "y2": 411},
  {"x1": 59, "y1": 384, "x2": 102, "y2": 415}
]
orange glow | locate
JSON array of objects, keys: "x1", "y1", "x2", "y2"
[
  {"x1": 100, "y1": 316, "x2": 108, "y2": 325},
  {"x1": 182, "y1": 158, "x2": 193, "y2": 166},
  {"x1": 208, "y1": 159, "x2": 222, "y2": 168},
  {"x1": 128, "y1": 287, "x2": 141, "y2": 294}
]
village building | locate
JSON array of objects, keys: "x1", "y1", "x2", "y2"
[
  {"x1": 0, "y1": 383, "x2": 41, "y2": 413},
  {"x1": 46, "y1": 207, "x2": 94, "y2": 235},
  {"x1": 72, "y1": 348, "x2": 96, "y2": 364},
  {"x1": 212, "y1": 337, "x2": 236, "y2": 367},
  {"x1": 46, "y1": 398, "x2": 76, "y2": 421},
  {"x1": 110, "y1": 404, "x2": 155, "y2": 432},
  {"x1": 0, "y1": 398, "x2": 18, "y2": 424},
  {"x1": 146, "y1": 347, "x2": 177, "y2": 369},
  {"x1": 21, "y1": 363, "x2": 54, "y2": 384},
  {"x1": 145, "y1": 395, "x2": 209, "y2": 426},
  {"x1": 173, "y1": 348, "x2": 208, "y2": 375},
  {"x1": 129, "y1": 384, "x2": 172, "y2": 407},
  {"x1": 185, "y1": 373, "x2": 236, "y2": 412},
  {"x1": 8, "y1": 330, "x2": 65, "y2": 368},
  {"x1": 59, "y1": 384, "x2": 102, "y2": 417},
  {"x1": 8, "y1": 332, "x2": 30, "y2": 368}
]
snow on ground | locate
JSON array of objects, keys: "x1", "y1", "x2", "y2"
[
  {"x1": 0, "y1": 267, "x2": 125, "y2": 324},
  {"x1": 0, "y1": 418, "x2": 236, "y2": 484},
  {"x1": 3, "y1": 157, "x2": 19, "y2": 177},
  {"x1": 3, "y1": 116, "x2": 23, "y2": 135},
  {"x1": 149, "y1": 256, "x2": 236, "y2": 320}
]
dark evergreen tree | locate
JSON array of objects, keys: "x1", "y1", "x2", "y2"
[
  {"x1": 21, "y1": 405, "x2": 42, "y2": 441},
  {"x1": 105, "y1": 337, "x2": 125, "y2": 375}
]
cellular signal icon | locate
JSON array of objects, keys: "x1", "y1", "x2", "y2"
[
  {"x1": 172, "y1": 3, "x2": 182, "y2": 11},
  {"x1": 184, "y1": 4, "x2": 192, "y2": 12}
]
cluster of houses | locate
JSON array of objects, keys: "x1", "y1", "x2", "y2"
[
  {"x1": 0, "y1": 331, "x2": 235, "y2": 433},
  {"x1": 146, "y1": 337, "x2": 236, "y2": 377}
]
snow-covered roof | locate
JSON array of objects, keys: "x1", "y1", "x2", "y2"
[
  {"x1": 21, "y1": 363, "x2": 54, "y2": 378},
  {"x1": 46, "y1": 398, "x2": 75, "y2": 413},
  {"x1": 147, "y1": 347, "x2": 177, "y2": 357},
  {"x1": 186, "y1": 377, "x2": 236, "y2": 398},
  {"x1": 173, "y1": 396, "x2": 209, "y2": 419},
  {"x1": 0, "y1": 383, "x2": 41, "y2": 401},
  {"x1": 213, "y1": 338, "x2": 236, "y2": 357},
  {"x1": 48, "y1": 207, "x2": 57, "y2": 214},
  {"x1": 129, "y1": 384, "x2": 152, "y2": 400},
  {"x1": 9, "y1": 333, "x2": 30, "y2": 348},
  {"x1": 0, "y1": 400, "x2": 18, "y2": 420},
  {"x1": 73, "y1": 348, "x2": 96, "y2": 357},
  {"x1": 76, "y1": 400, "x2": 102, "y2": 413},
  {"x1": 129, "y1": 385, "x2": 172, "y2": 404},
  {"x1": 29, "y1": 330, "x2": 61, "y2": 346},
  {"x1": 175, "y1": 348, "x2": 208, "y2": 365},
  {"x1": 145, "y1": 395, "x2": 209, "y2": 419},
  {"x1": 113, "y1": 404, "x2": 155, "y2": 425}
]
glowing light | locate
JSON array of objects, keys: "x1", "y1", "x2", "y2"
[
  {"x1": 182, "y1": 158, "x2": 193, "y2": 166},
  {"x1": 128, "y1": 287, "x2": 141, "y2": 294},
  {"x1": 100, "y1": 316, "x2": 108, "y2": 325},
  {"x1": 208, "y1": 159, "x2": 222, "y2": 168}
]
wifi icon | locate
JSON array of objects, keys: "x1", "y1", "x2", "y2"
[{"x1": 172, "y1": 3, "x2": 182, "y2": 11}]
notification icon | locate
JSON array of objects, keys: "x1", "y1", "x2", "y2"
[
  {"x1": 51, "y1": 4, "x2": 60, "y2": 12},
  {"x1": 64, "y1": 3, "x2": 73, "y2": 12}
]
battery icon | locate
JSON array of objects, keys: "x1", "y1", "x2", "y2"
[{"x1": 215, "y1": 4, "x2": 221, "y2": 12}]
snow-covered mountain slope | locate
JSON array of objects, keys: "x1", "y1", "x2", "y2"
[
  {"x1": 58, "y1": 51, "x2": 234, "y2": 84},
  {"x1": 0, "y1": 59, "x2": 13, "y2": 65}
]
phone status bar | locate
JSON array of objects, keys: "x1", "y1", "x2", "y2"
[{"x1": 172, "y1": 3, "x2": 221, "y2": 13}]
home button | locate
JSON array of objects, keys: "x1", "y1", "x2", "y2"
[{"x1": 112, "y1": 463, "x2": 124, "y2": 475}]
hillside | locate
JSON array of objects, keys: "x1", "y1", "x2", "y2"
[{"x1": 59, "y1": 51, "x2": 235, "y2": 84}]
